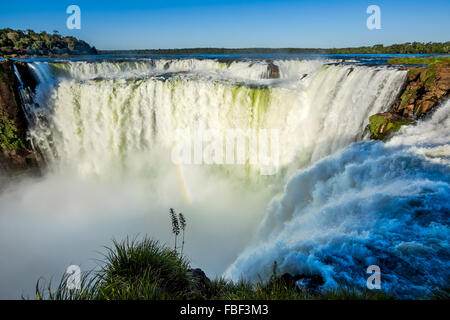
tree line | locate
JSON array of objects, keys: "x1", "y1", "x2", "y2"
[
  {"x1": 0, "y1": 28, "x2": 97, "y2": 57},
  {"x1": 1, "y1": 28, "x2": 448, "y2": 56}
]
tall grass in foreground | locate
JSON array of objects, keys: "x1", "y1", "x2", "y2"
[
  {"x1": 35, "y1": 236, "x2": 398, "y2": 300},
  {"x1": 36, "y1": 237, "x2": 190, "y2": 300}
]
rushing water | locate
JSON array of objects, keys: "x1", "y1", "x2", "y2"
[{"x1": 0, "y1": 55, "x2": 448, "y2": 298}]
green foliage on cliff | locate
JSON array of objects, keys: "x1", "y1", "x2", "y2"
[
  {"x1": 0, "y1": 62, "x2": 27, "y2": 151},
  {"x1": 0, "y1": 28, "x2": 97, "y2": 57},
  {"x1": 0, "y1": 113, "x2": 26, "y2": 151},
  {"x1": 369, "y1": 114, "x2": 413, "y2": 140},
  {"x1": 329, "y1": 42, "x2": 450, "y2": 54}
]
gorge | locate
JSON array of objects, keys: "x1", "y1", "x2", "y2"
[{"x1": 0, "y1": 55, "x2": 448, "y2": 299}]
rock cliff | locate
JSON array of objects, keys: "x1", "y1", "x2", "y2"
[
  {"x1": 0, "y1": 60, "x2": 41, "y2": 174},
  {"x1": 369, "y1": 59, "x2": 450, "y2": 140}
]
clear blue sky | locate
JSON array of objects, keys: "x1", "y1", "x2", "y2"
[{"x1": 0, "y1": 0, "x2": 449, "y2": 49}]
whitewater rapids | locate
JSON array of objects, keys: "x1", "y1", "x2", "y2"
[{"x1": 225, "y1": 99, "x2": 450, "y2": 298}]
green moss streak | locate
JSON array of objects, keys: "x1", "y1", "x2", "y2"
[{"x1": 369, "y1": 114, "x2": 412, "y2": 140}]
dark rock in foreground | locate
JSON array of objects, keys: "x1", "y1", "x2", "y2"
[{"x1": 187, "y1": 268, "x2": 211, "y2": 298}]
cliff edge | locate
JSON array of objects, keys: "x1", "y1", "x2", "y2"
[{"x1": 0, "y1": 60, "x2": 41, "y2": 174}]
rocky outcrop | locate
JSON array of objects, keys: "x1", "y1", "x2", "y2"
[
  {"x1": 368, "y1": 113, "x2": 413, "y2": 140},
  {"x1": 392, "y1": 65, "x2": 450, "y2": 118},
  {"x1": 261, "y1": 61, "x2": 280, "y2": 79},
  {"x1": 186, "y1": 268, "x2": 212, "y2": 299},
  {"x1": 0, "y1": 60, "x2": 41, "y2": 174},
  {"x1": 369, "y1": 62, "x2": 450, "y2": 140}
]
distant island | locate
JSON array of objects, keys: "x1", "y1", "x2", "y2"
[{"x1": 0, "y1": 28, "x2": 449, "y2": 58}]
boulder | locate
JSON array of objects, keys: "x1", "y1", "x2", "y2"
[
  {"x1": 262, "y1": 61, "x2": 280, "y2": 79},
  {"x1": 186, "y1": 268, "x2": 211, "y2": 298},
  {"x1": 369, "y1": 112, "x2": 413, "y2": 140}
]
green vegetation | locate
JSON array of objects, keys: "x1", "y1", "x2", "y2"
[
  {"x1": 1, "y1": 29, "x2": 448, "y2": 57},
  {"x1": 329, "y1": 42, "x2": 450, "y2": 54},
  {"x1": 0, "y1": 112, "x2": 26, "y2": 151},
  {"x1": 0, "y1": 62, "x2": 27, "y2": 151},
  {"x1": 387, "y1": 56, "x2": 450, "y2": 66},
  {"x1": 0, "y1": 28, "x2": 97, "y2": 57},
  {"x1": 100, "y1": 42, "x2": 450, "y2": 55},
  {"x1": 36, "y1": 237, "x2": 191, "y2": 300}
]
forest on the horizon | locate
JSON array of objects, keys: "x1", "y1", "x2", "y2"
[
  {"x1": 1, "y1": 28, "x2": 449, "y2": 57},
  {"x1": 0, "y1": 28, "x2": 97, "y2": 57},
  {"x1": 101, "y1": 42, "x2": 450, "y2": 55}
]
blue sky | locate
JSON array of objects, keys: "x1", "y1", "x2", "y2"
[{"x1": 0, "y1": 0, "x2": 449, "y2": 49}]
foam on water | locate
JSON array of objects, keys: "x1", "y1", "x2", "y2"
[{"x1": 225, "y1": 99, "x2": 450, "y2": 298}]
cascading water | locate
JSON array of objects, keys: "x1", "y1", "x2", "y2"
[
  {"x1": 26, "y1": 59, "x2": 406, "y2": 178},
  {"x1": 2, "y1": 56, "x2": 445, "y2": 299},
  {"x1": 225, "y1": 98, "x2": 450, "y2": 298}
]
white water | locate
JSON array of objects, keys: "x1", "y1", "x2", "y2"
[
  {"x1": 2, "y1": 57, "x2": 445, "y2": 299},
  {"x1": 27, "y1": 59, "x2": 406, "y2": 178},
  {"x1": 225, "y1": 99, "x2": 450, "y2": 298}
]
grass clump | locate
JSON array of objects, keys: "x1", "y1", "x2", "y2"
[
  {"x1": 36, "y1": 236, "x2": 190, "y2": 300},
  {"x1": 387, "y1": 56, "x2": 450, "y2": 66},
  {"x1": 98, "y1": 237, "x2": 190, "y2": 299}
]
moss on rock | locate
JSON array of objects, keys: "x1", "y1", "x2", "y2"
[{"x1": 369, "y1": 113, "x2": 413, "y2": 140}]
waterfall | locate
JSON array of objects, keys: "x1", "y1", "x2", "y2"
[
  {"x1": 6, "y1": 57, "x2": 438, "y2": 299},
  {"x1": 25, "y1": 58, "x2": 407, "y2": 179},
  {"x1": 225, "y1": 98, "x2": 450, "y2": 298}
]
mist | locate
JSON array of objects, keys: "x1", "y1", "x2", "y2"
[{"x1": 0, "y1": 164, "x2": 270, "y2": 299}]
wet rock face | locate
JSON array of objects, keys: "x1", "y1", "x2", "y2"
[
  {"x1": 369, "y1": 112, "x2": 413, "y2": 140},
  {"x1": 14, "y1": 61, "x2": 38, "y2": 91},
  {"x1": 0, "y1": 60, "x2": 41, "y2": 174}
]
